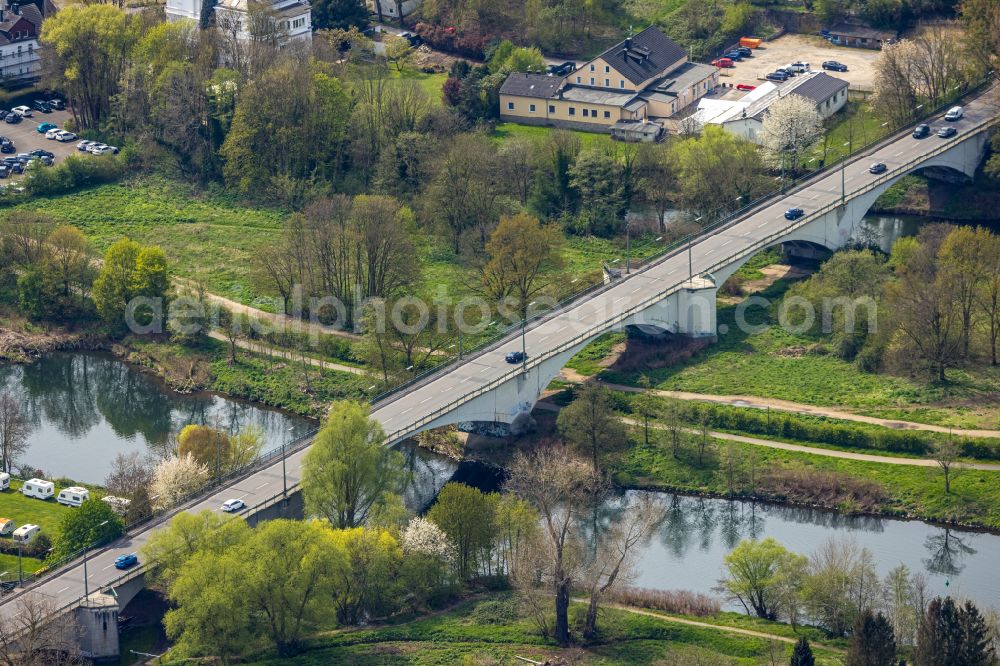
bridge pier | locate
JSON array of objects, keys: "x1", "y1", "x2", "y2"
[
  {"x1": 676, "y1": 276, "x2": 718, "y2": 339},
  {"x1": 76, "y1": 594, "x2": 120, "y2": 662}
]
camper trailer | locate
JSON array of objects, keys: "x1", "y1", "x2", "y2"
[
  {"x1": 101, "y1": 495, "x2": 131, "y2": 516},
  {"x1": 0, "y1": 473, "x2": 9, "y2": 491},
  {"x1": 20, "y1": 479, "x2": 54, "y2": 500},
  {"x1": 12, "y1": 524, "x2": 39, "y2": 544},
  {"x1": 0, "y1": 519, "x2": 14, "y2": 536},
  {"x1": 57, "y1": 486, "x2": 90, "y2": 507}
]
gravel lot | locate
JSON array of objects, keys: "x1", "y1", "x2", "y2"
[{"x1": 716, "y1": 34, "x2": 880, "y2": 89}]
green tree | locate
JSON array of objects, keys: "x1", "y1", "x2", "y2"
[
  {"x1": 790, "y1": 637, "x2": 815, "y2": 666},
  {"x1": 55, "y1": 499, "x2": 124, "y2": 561},
  {"x1": 915, "y1": 597, "x2": 995, "y2": 666},
  {"x1": 847, "y1": 611, "x2": 898, "y2": 666},
  {"x1": 480, "y1": 213, "x2": 563, "y2": 318},
  {"x1": 311, "y1": 0, "x2": 367, "y2": 29},
  {"x1": 328, "y1": 527, "x2": 401, "y2": 624},
  {"x1": 632, "y1": 376, "x2": 658, "y2": 447},
  {"x1": 567, "y1": 150, "x2": 626, "y2": 236},
  {"x1": 177, "y1": 425, "x2": 233, "y2": 478},
  {"x1": 17, "y1": 265, "x2": 63, "y2": 321},
  {"x1": 92, "y1": 239, "x2": 170, "y2": 331},
  {"x1": 142, "y1": 510, "x2": 251, "y2": 586},
  {"x1": 302, "y1": 400, "x2": 405, "y2": 529},
  {"x1": 427, "y1": 483, "x2": 496, "y2": 581},
  {"x1": 556, "y1": 384, "x2": 627, "y2": 472},
  {"x1": 715, "y1": 537, "x2": 807, "y2": 620}
]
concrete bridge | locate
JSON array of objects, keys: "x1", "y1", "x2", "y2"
[{"x1": 0, "y1": 85, "x2": 996, "y2": 660}]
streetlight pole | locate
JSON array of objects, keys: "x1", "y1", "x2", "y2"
[
  {"x1": 16, "y1": 544, "x2": 22, "y2": 585},
  {"x1": 520, "y1": 319, "x2": 527, "y2": 373},
  {"x1": 82, "y1": 520, "x2": 110, "y2": 601},
  {"x1": 840, "y1": 141, "x2": 850, "y2": 206},
  {"x1": 283, "y1": 426, "x2": 294, "y2": 498},
  {"x1": 689, "y1": 216, "x2": 702, "y2": 281},
  {"x1": 625, "y1": 219, "x2": 631, "y2": 274}
]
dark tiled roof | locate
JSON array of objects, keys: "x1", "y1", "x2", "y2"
[
  {"x1": 595, "y1": 26, "x2": 686, "y2": 85},
  {"x1": 828, "y1": 21, "x2": 895, "y2": 40},
  {"x1": 789, "y1": 72, "x2": 848, "y2": 104},
  {"x1": 499, "y1": 72, "x2": 563, "y2": 99}
]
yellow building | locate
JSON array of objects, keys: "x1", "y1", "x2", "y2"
[{"x1": 499, "y1": 26, "x2": 719, "y2": 140}]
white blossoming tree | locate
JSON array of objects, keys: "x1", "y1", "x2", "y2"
[
  {"x1": 151, "y1": 453, "x2": 211, "y2": 509},
  {"x1": 759, "y1": 94, "x2": 823, "y2": 176},
  {"x1": 402, "y1": 516, "x2": 452, "y2": 560},
  {"x1": 400, "y1": 516, "x2": 454, "y2": 610}
]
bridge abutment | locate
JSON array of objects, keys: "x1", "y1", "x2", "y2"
[{"x1": 76, "y1": 594, "x2": 120, "y2": 662}]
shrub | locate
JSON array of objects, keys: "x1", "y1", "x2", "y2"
[
  {"x1": 24, "y1": 153, "x2": 125, "y2": 196},
  {"x1": 605, "y1": 586, "x2": 721, "y2": 617},
  {"x1": 470, "y1": 595, "x2": 522, "y2": 625}
]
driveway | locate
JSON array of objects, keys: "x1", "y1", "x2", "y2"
[{"x1": 718, "y1": 34, "x2": 880, "y2": 89}]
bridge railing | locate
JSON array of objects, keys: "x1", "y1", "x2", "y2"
[
  {"x1": 380, "y1": 81, "x2": 999, "y2": 445},
  {"x1": 372, "y1": 75, "x2": 997, "y2": 424}
]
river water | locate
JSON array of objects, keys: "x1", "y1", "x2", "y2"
[{"x1": 2, "y1": 352, "x2": 998, "y2": 613}]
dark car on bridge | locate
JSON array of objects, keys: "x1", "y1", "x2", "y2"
[
  {"x1": 505, "y1": 351, "x2": 527, "y2": 364},
  {"x1": 912, "y1": 124, "x2": 930, "y2": 139},
  {"x1": 868, "y1": 162, "x2": 887, "y2": 174},
  {"x1": 937, "y1": 126, "x2": 957, "y2": 138},
  {"x1": 784, "y1": 208, "x2": 805, "y2": 220}
]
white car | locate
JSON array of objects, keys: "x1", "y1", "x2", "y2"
[
  {"x1": 89, "y1": 144, "x2": 118, "y2": 155},
  {"x1": 55, "y1": 131, "x2": 77, "y2": 142},
  {"x1": 11, "y1": 106, "x2": 31, "y2": 118},
  {"x1": 45, "y1": 128, "x2": 60, "y2": 140},
  {"x1": 76, "y1": 140, "x2": 94, "y2": 151},
  {"x1": 221, "y1": 499, "x2": 245, "y2": 513}
]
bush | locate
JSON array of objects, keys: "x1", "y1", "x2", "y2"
[
  {"x1": 24, "y1": 153, "x2": 125, "y2": 196},
  {"x1": 0, "y1": 532, "x2": 52, "y2": 558},
  {"x1": 605, "y1": 586, "x2": 721, "y2": 617},
  {"x1": 470, "y1": 595, "x2": 522, "y2": 625}
]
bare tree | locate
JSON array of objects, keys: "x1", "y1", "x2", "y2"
[
  {"x1": 0, "y1": 595, "x2": 84, "y2": 666},
  {"x1": 930, "y1": 436, "x2": 962, "y2": 494},
  {"x1": 0, "y1": 393, "x2": 32, "y2": 474},
  {"x1": 872, "y1": 41, "x2": 920, "y2": 127},
  {"x1": 580, "y1": 493, "x2": 665, "y2": 638},
  {"x1": 104, "y1": 451, "x2": 155, "y2": 524},
  {"x1": 506, "y1": 446, "x2": 600, "y2": 646}
]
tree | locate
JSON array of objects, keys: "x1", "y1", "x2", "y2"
[
  {"x1": 311, "y1": 0, "x2": 367, "y2": 29},
  {"x1": 872, "y1": 40, "x2": 920, "y2": 127},
  {"x1": 847, "y1": 611, "x2": 898, "y2": 666},
  {"x1": 938, "y1": 227, "x2": 982, "y2": 359},
  {"x1": 0, "y1": 391, "x2": 32, "y2": 473},
  {"x1": 960, "y1": 0, "x2": 1000, "y2": 72},
  {"x1": 930, "y1": 436, "x2": 961, "y2": 494},
  {"x1": 802, "y1": 537, "x2": 880, "y2": 636},
  {"x1": 632, "y1": 376, "x2": 658, "y2": 447},
  {"x1": 383, "y1": 34, "x2": 411, "y2": 71},
  {"x1": 480, "y1": 213, "x2": 563, "y2": 319},
  {"x1": 556, "y1": 384, "x2": 627, "y2": 472},
  {"x1": 790, "y1": 637, "x2": 814, "y2": 666},
  {"x1": 177, "y1": 425, "x2": 233, "y2": 478},
  {"x1": 978, "y1": 231, "x2": 1000, "y2": 366},
  {"x1": 54, "y1": 499, "x2": 125, "y2": 561},
  {"x1": 427, "y1": 483, "x2": 496, "y2": 581},
  {"x1": 759, "y1": 94, "x2": 823, "y2": 177},
  {"x1": 506, "y1": 446, "x2": 600, "y2": 646},
  {"x1": 46, "y1": 225, "x2": 92, "y2": 301},
  {"x1": 635, "y1": 142, "x2": 677, "y2": 232},
  {"x1": 567, "y1": 150, "x2": 627, "y2": 236},
  {"x1": 0, "y1": 595, "x2": 84, "y2": 666},
  {"x1": 104, "y1": 451, "x2": 154, "y2": 524},
  {"x1": 915, "y1": 597, "x2": 995, "y2": 666},
  {"x1": 327, "y1": 527, "x2": 401, "y2": 624},
  {"x1": 302, "y1": 400, "x2": 405, "y2": 529},
  {"x1": 142, "y1": 510, "x2": 250, "y2": 586},
  {"x1": 92, "y1": 239, "x2": 170, "y2": 331},
  {"x1": 151, "y1": 453, "x2": 211, "y2": 509},
  {"x1": 714, "y1": 537, "x2": 807, "y2": 620}
]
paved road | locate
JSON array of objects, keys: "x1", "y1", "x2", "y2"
[{"x1": 1, "y1": 87, "x2": 996, "y2": 620}]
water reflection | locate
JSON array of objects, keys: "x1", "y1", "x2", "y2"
[
  {"x1": 923, "y1": 528, "x2": 978, "y2": 578},
  {"x1": 0, "y1": 353, "x2": 313, "y2": 483}
]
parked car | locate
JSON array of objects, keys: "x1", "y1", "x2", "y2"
[
  {"x1": 76, "y1": 139, "x2": 94, "y2": 151},
  {"x1": 29, "y1": 149, "x2": 54, "y2": 159},
  {"x1": 0, "y1": 137, "x2": 13, "y2": 154},
  {"x1": 736, "y1": 46, "x2": 753, "y2": 57},
  {"x1": 784, "y1": 207, "x2": 805, "y2": 220},
  {"x1": 937, "y1": 126, "x2": 957, "y2": 138},
  {"x1": 38, "y1": 155, "x2": 53, "y2": 166},
  {"x1": 55, "y1": 130, "x2": 76, "y2": 142},
  {"x1": 4, "y1": 113, "x2": 21, "y2": 124},
  {"x1": 711, "y1": 57, "x2": 734, "y2": 68},
  {"x1": 48, "y1": 99, "x2": 65, "y2": 110},
  {"x1": 11, "y1": 106, "x2": 31, "y2": 118},
  {"x1": 776, "y1": 66, "x2": 797, "y2": 76},
  {"x1": 32, "y1": 100, "x2": 51, "y2": 113},
  {"x1": 868, "y1": 162, "x2": 887, "y2": 174},
  {"x1": 221, "y1": 498, "x2": 246, "y2": 513},
  {"x1": 36, "y1": 122, "x2": 57, "y2": 134},
  {"x1": 765, "y1": 71, "x2": 789, "y2": 82},
  {"x1": 114, "y1": 553, "x2": 139, "y2": 570},
  {"x1": 4, "y1": 160, "x2": 23, "y2": 174},
  {"x1": 944, "y1": 106, "x2": 964, "y2": 121},
  {"x1": 736, "y1": 83, "x2": 756, "y2": 91},
  {"x1": 0, "y1": 165, "x2": 8, "y2": 179},
  {"x1": 505, "y1": 350, "x2": 527, "y2": 364},
  {"x1": 723, "y1": 51, "x2": 743, "y2": 61},
  {"x1": 912, "y1": 123, "x2": 930, "y2": 139},
  {"x1": 90, "y1": 144, "x2": 118, "y2": 155},
  {"x1": 552, "y1": 61, "x2": 575, "y2": 76},
  {"x1": 45, "y1": 128, "x2": 61, "y2": 140},
  {"x1": 788, "y1": 61, "x2": 810, "y2": 73},
  {"x1": 822, "y1": 60, "x2": 848, "y2": 72}
]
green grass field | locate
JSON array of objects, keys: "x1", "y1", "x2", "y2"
[
  {"x1": 237, "y1": 594, "x2": 843, "y2": 665},
  {"x1": 491, "y1": 122, "x2": 613, "y2": 151}
]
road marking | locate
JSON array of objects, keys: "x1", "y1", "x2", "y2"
[
  {"x1": 479, "y1": 366, "x2": 490, "y2": 373},
  {"x1": 400, "y1": 407, "x2": 412, "y2": 415},
  {"x1": 420, "y1": 396, "x2": 432, "y2": 404},
  {"x1": 102, "y1": 564, "x2": 114, "y2": 571},
  {"x1": 631, "y1": 286, "x2": 643, "y2": 293},
  {"x1": 56, "y1": 586, "x2": 70, "y2": 594},
  {"x1": 720, "y1": 239, "x2": 732, "y2": 247},
  {"x1": 255, "y1": 482, "x2": 269, "y2": 490},
  {"x1": 894, "y1": 149, "x2": 906, "y2": 157}
]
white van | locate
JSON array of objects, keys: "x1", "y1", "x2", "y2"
[
  {"x1": 12, "y1": 524, "x2": 39, "y2": 544},
  {"x1": 57, "y1": 486, "x2": 89, "y2": 507},
  {"x1": 0, "y1": 473, "x2": 9, "y2": 491},
  {"x1": 21, "y1": 479, "x2": 54, "y2": 500},
  {"x1": 944, "y1": 106, "x2": 964, "y2": 121}
]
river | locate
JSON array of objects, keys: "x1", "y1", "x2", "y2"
[{"x1": 2, "y1": 352, "x2": 998, "y2": 614}]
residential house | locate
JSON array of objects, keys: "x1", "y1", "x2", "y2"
[
  {"x1": 694, "y1": 71, "x2": 849, "y2": 144},
  {"x1": 370, "y1": 0, "x2": 420, "y2": 20},
  {"x1": 499, "y1": 26, "x2": 718, "y2": 138},
  {"x1": 166, "y1": 0, "x2": 312, "y2": 45},
  {"x1": 826, "y1": 22, "x2": 896, "y2": 49},
  {"x1": 0, "y1": 1, "x2": 43, "y2": 84}
]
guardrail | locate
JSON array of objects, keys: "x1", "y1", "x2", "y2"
[{"x1": 378, "y1": 81, "x2": 999, "y2": 445}]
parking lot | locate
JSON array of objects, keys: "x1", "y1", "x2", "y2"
[
  {"x1": 716, "y1": 34, "x2": 880, "y2": 89},
  {"x1": 0, "y1": 105, "x2": 85, "y2": 172}
]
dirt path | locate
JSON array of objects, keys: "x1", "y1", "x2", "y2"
[
  {"x1": 535, "y1": 401, "x2": 1000, "y2": 471},
  {"x1": 206, "y1": 331, "x2": 365, "y2": 375},
  {"x1": 559, "y1": 369, "x2": 1000, "y2": 439}
]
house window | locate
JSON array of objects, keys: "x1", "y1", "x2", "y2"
[
  {"x1": 582, "y1": 109, "x2": 589, "y2": 117},
  {"x1": 590, "y1": 64, "x2": 595, "y2": 71},
  {"x1": 549, "y1": 105, "x2": 555, "y2": 113},
  {"x1": 619, "y1": 80, "x2": 625, "y2": 88},
  {"x1": 604, "y1": 65, "x2": 610, "y2": 73},
  {"x1": 507, "y1": 101, "x2": 514, "y2": 110},
  {"x1": 576, "y1": 76, "x2": 581, "y2": 83},
  {"x1": 590, "y1": 77, "x2": 595, "y2": 85},
  {"x1": 569, "y1": 107, "x2": 575, "y2": 116},
  {"x1": 592, "y1": 109, "x2": 598, "y2": 117},
  {"x1": 603, "y1": 110, "x2": 610, "y2": 118},
  {"x1": 529, "y1": 103, "x2": 536, "y2": 112},
  {"x1": 604, "y1": 78, "x2": 610, "y2": 86}
]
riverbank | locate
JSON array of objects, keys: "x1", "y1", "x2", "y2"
[{"x1": 870, "y1": 172, "x2": 1000, "y2": 221}]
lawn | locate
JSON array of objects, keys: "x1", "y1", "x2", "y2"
[
  {"x1": 491, "y1": 122, "x2": 613, "y2": 151},
  {"x1": 7, "y1": 177, "x2": 286, "y2": 305},
  {"x1": 390, "y1": 66, "x2": 448, "y2": 105},
  {"x1": 816, "y1": 100, "x2": 891, "y2": 166},
  {"x1": 236, "y1": 594, "x2": 844, "y2": 665},
  {"x1": 600, "y1": 282, "x2": 1000, "y2": 428},
  {"x1": 0, "y1": 480, "x2": 80, "y2": 543}
]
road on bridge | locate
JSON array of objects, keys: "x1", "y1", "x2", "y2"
[{"x1": 1, "y1": 85, "x2": 996, "y2": 622}]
